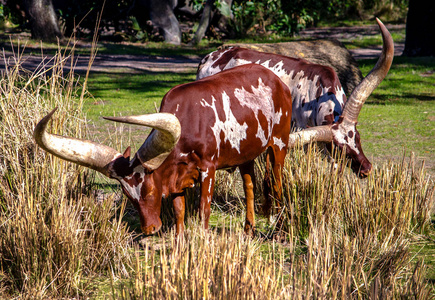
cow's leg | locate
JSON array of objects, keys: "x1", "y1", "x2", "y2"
[
  {"x1": 172, "y1": 193, "x2": 186, "y2": 236},
  {"x1": 239, "y1": 161, "x2": 256, "y2": 236},
  {"x1": 263, "y1": 147, "x2": 286, "y2": 223},
  {"x1": 270, "y1": 146, "x2": 287, "y2": 234},
  {"x1": 270, "y1": 147, "x2": 285, "y2": 203},
  {"x1": 199, "y1": 167, "x2": 216, "y2": 229},
  {"x1": 263, "y1": 150, "x2": 273, "y2": 217}
]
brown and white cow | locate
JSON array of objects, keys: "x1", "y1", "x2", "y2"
[
  {"x1": 197, "y1": 18, "x2": 394, "y2": 178},
  {"x1": 34, "y1": 64, "x2": 293, "y2": 236}
]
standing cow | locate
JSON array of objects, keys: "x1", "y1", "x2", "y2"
[
  {"x1": 34, "y1": 64, "x2": 295, "y2": 236},
  {"x1": 197, "y1": 18, "x2": 394, "y2": 178}
]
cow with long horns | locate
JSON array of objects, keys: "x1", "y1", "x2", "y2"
[
  {"x1": 34, "y1": 64, "x2": 293, "y2": 236},
  {"x1": 197, "y1": 18, "x2": 394, "y2": 177}
]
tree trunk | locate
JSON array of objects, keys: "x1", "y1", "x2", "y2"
[
  {"x1": 191, "y1": 0, "x2": 214, "y2": 45},
  {"x1": 403, "y1": 0, "x2": 435, "y2": 57},
  {"x1": 24, "y1": 0, "x2": 63, "y2": 42},
  {"x1": 148, "y1": 0, "x2": 181, "y2": 45},
  {"x1": 191, "y1": 0, "x2": 233, "y2": 45}
]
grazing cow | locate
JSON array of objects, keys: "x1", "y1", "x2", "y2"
[
  {"x1": 222, "y1": 39, "x2": 363, "y2": 96},
  {"x1": 34, "y1": 64, "x2": 293, "y2": 236},
  {"x1": 197, "y1": 18, "x2": 394, "y2": 178}
]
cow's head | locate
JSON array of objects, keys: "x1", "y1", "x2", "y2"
[
  {"x1": 289, "y1": 18, "x2": 394, "y2": 177},
  {"x1": 34, "y1": 110, "x2": 181, "y2": 235},
  {"x1": 329, "y1": 117, "x2": 372, "y2": 177}
]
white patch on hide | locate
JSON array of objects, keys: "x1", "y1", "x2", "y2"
[
  {"x1": 200, "y1": 168, "x2": 214, "y2": 195},
  {"x1": 334, "y1": 86, "x2": 346, "y2": 122},
  {"x1": 119, "y1": 171, "x2": 146, "y2": 202},
  {"x1": 234, "y1": 78, "x2": 282, "y2": 146},
  {"x1": 200, "y1": 92, "x2": 248, "y2": 156},
  {"x1": 208, "y1": 179, "x2": 213, "y2": 193},
  {"x1": 273, "y1": 137, "x2": 286, "y2": 150},
  {"x1": 333, "y1": 127, "x2": 360, "y2": 155},
  {"x1": 201, "y1": 168, "x2": 209, "y2": 182},
  {"x1": 197, "y1": 48, "x2": 235, "y2": 79}
]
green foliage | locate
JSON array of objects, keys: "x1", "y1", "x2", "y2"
[
  {"x1": 1, "y1": 0, "x2": 409, "y2": 43},
  {"x1": 228, "y1": 0, "x2": 409, "y2": 38},
  {"x1": 231, "y1": 0, "x2": 293, "y2": 37}
]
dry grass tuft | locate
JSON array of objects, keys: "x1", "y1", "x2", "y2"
[
  {"x1": 112, "y1": 144, "x2": 434, "y2": 299},
  {"x1": 0, "y1": 45, "x2": 133, "y2": 298},
  {"x1": 114, "y1": 223, "x2": 285, "y2": 299},
  {"x1": 280, "y1": 144, "x2": 434, "y2": 240}
]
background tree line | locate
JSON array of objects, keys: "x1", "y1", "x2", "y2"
[{"x1": 0, "y1": 0, "x2": 433, "y2": 56}]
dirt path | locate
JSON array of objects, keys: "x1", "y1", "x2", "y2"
[
  {"x1": 0, "y1": 23, "x2": 405, "y2": 74},
  {"x1": 0, "y1": 43, "x2": 405, "y2": 74},
  {"x1": 0, "y1": 51, "x2": 201, "y2": 74},
  {"x1": 1, "y1": 45, "x2": 403, "y2": 75}
]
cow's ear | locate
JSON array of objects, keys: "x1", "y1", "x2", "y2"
[{"x1": 123, "y1": 146, "x2": 131, "y2": 159}]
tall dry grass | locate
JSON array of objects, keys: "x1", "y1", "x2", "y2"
[
  {"x1": 0, "y1": 45, "x2": 134, "y2": 298},
  {"x1": 114, "y1": 224, "x2": 286, "y2": 299},
  {"x1": 281, "y1": 144, "x2": 433, "y2": 239},
  {"x1": 114, "y1": 144, "x2": 434, "y2": 299}
]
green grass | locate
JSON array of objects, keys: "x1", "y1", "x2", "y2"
[
  {"x1": 343, "y1": 30, "x2": 406, "y2": 49},
  {"x1": 357, "y1": 56, "x2": 435, "y2": 174},
  {"x1": 411, "y1": 236, "x2": 435, "y2": 284},
  {"x1": 85, "y1": 71, "x2": 196, "y2": 119}
]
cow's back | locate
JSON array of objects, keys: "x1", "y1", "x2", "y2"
[
  {"x1": 162, "y1": 64, "x2": 292, "y2": 169},
  {"x1": 197, "y1": 47, "x2": 347, "y2": 128}
]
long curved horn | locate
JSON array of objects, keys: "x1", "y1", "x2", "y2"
[
  {"x1": 341, "y1": 18, "x2": 394, "y2": 123},
  {"x1": 103, "y1": 113, "x2": 181, "y2": 170},
  {"x1": 288, "y1": 18, "x2": 394, "y2": 148},
  {"x1": 288, "y1": 125, "x2": 333, "y2": 147},
  {"x1": 33, "y1": 108, "x2": 122, "y2": 177}
]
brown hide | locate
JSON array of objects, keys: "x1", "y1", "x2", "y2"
[
  {"x1": 149, "y1": 64, "x2": 292, "y2": 234},
  {"x1": 196, "y1": 46, "x2": 372, "y2": 177},
  {"x1": 198, "y1": 46, "x2": 346, "y2": 128},
  {"x1": 224, "y1": 39, "x2": 363, "y2": 96}
]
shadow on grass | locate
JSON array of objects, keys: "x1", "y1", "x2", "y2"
[
  {"x1": 366, "y1": 93, "x2": 435, "y2": 105},
  {"x1": 87, "y1": 70, "x2": 196, "y2": 97},
  {"x1": 359, "y1": 56, "x2": 435, "y2": 70}
]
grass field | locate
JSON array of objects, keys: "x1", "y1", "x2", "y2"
[
  {"x1": 1, "y1": 27, "x2": 434, "y2": 298},
  {"x1": 358, "y1": 56, "x2": 435, "y2": 174}
]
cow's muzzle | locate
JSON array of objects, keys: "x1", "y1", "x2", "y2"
[{"x1": 142, "y1": 218, "x2": 162, "y2": 235}]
